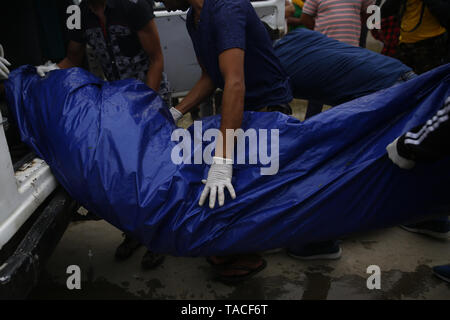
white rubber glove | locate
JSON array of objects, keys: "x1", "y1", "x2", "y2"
[
  {"x1": 36, "y1": 61, "x2": 60, "y2": 77},
  {"x1": 0, "y1": 44, "x2": 11, "y2": 80},
  {"x1": 199, "y1": 156, "x2": 236, "y2": 209},
  {"x1": 169, "y1": 107, "x2": 183, "y2": 123},
  {"x1": 386, "y1": 137, "x2": 415, "y2": 169}
]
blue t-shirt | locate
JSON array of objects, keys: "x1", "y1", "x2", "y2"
[
  {"x1": 186, "y1": 0, "x2": 292, "y2": 111},
  {"x1": 274, "y1": 28, "x2": 412, "y2": 106}
]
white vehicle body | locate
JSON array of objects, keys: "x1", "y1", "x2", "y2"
[{"x1": 0, "y1": 115, "x2": 58, "y2": 251}]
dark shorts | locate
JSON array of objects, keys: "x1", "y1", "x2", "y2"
[
  {"x1": 259, "y1": 104, "x2": 292, "y2": 115},
  {"x1": 395, "y1": 32, "x2": 450, "y2": 75}
]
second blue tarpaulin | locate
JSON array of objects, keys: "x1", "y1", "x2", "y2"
[{"x1": 274, "y1": 28, "x2": 412, "y2": 105}]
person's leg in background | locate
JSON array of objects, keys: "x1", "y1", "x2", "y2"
[
  {"x1": 400, "y1": 216, "x2": 450, "y2": 240},
  {"x1": 115, "y1": 233, "x2": 165, "y2": 270},
  {"x1": 190, "y1": 96, "x2": 214, "y2": 121},
  {"x1": 395, "y1": 33, "x2": 449, "y2": 75},
  {"x1": 115, "y1": 233, "x2": 142, "y2": 261},
  {"x1": 359, "y1": 23, "x2": 368, "y2": 48},
  {"x1": 287, "y1": 240, "x2": 342, "y2": 261},
  {"x1": 305, "y1": 100, "x2": 323, "y2": 120},
  {"x1": 411, "y1": 32, "x2": 449, "y2": 74}
]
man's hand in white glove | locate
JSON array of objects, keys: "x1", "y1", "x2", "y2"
[
  {"x1": 386, "y1": 137, "x2": 415, "y2": 169},
  {"x1": 199, "y1": 156, "x2": 236, "y2": 209},
  {"x1": 0, "y1": 44, "x2": 11, "y2": 80},
  {"x1": 169, "y1": 107, "x2": 183, "y2": 124},
  {"x1": 36, "y1": 61, "x2": 60, "y2": 77}
]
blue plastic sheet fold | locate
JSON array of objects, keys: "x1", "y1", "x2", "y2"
[{"x1": 5, "y1": 64, "x2": 450, "y2": 256}]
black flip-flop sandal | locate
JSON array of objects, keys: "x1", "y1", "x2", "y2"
[
  {"x1": 206, "y1": 255, "x2": 239, "y2": 268},
  {"x1": 216, "y1": 259, "x2": 267, "y2": 284}
]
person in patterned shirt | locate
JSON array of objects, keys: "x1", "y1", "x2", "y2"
[
  {"x1": 35, "y1": 0, "x2": 169, "y2": 271},
  {"x1": 35, "y1": 0, "x2": 171, "y2": 105}
]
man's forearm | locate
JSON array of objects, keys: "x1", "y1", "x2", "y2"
[
  {"x1": 175, "y1": 73, "x2": 216, "y2": 114},
  {"x1": 299, "y1": 13, "x2": 315, "y2": 30},
  {"x1": 57, "y1": 57, "x2": 80, "y2": 69},
  {"x1": 216, "y1": 80, "x2": 245, "y2": 159},
  {"x1": 145, "y1": 57, "x2": 163, "y2": 92},
  {"x1": 287, "y1": 17, "x2": 303, "y2": 26}
]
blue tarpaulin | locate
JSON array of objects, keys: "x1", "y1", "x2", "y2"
[
  {"x1": 5, "y1": 64, "x2": 450, "y2": 256},
  {"x1": 274, "y1": 28, "x2": 412, "y2": 105}
]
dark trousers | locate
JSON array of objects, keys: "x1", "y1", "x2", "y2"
[
  {"x1": 395, "y1": 32, "x2": 449, "y2": 75},
  {"x1": 305, "y1": 100, "x2": 323, "y2": 120}
]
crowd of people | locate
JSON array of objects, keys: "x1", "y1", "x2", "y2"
[{"x1": 0, "y1": 0, "x2": 449, "y2": 285}]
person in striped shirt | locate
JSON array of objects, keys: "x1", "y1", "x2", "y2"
[{"x1": 299, "y1": 0, "x2": 375, "y2": 47}]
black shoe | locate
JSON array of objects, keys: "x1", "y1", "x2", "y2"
[
  {"x1": 400, "y1": 219, "x2": 450, "y2": 240},
  {"x1": 72, "y1": 210, "x2": 102, "y2": 222},
  {"x1": 433, "y1": 264, "x2": 450, "y2": 283},
  {"x1": 287, "y1": 240, "x2": 342, "y2": 260},
  {"x1": 141, "y1": 250, "x2": 165, "y2": 270},
  {"x1": 115, "y1": 234, "x2": 142, "y2": 261}
]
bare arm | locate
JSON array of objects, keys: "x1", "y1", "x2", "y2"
[
  {"x1": 299, "y1": 12, "x2": 315, "y2": 30},
  {"x1": 285, "y1": 0, "x2": 295, "y2": 18},
  {"x1": 215, "y1": 48, "x2": 245, "y2": 159},
  {"x1": 287, "y1": 16, "x2": 304, "y2": 27},
  {"x1": 174, "y1": 64, "x2": 216, "y2": 114},
  {"x1": 137, "y1": 19, "x2": 164, "y2": 91},
  {"x1": 57, "y1": 41, "x2": 86, "y2": 69},
  {"x1": 285, "y1": 0, "x2": 304, "y2": 27}
]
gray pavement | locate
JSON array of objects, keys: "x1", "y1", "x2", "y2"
[{"x1": 30, "y1": 219, "x2": 450, "y2": 299}]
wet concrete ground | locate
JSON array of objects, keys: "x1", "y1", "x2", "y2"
[{"x1": 29, "y1": 219, "x2": 449, "y2": 300}]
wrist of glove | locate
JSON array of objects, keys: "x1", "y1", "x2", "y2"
[
  {"x1": 386, "y1": 137, "x2": 415, "y2": 169},
  {"x1": 36, "y1": 61, "x2": 60, "y2": 77},
  {"x1": 199, "y1": 157, "x2": 236, "y2": 209},
  {"x1": 169, "y1": 107, "x2": 183, "y2": 123}
]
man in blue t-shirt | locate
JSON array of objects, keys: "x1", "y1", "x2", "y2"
[
  {"x1": 161, "y1": 0, "x2": 292, "y2": 283},
  {"x1": 163, "y1": 0, "x2": 292, "y2": 208}
]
